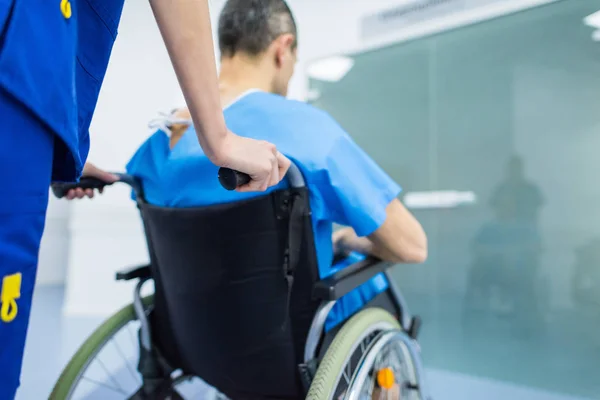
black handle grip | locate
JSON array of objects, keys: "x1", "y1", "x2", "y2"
[
  {"x1": 51, "y1": 177, "x2": 115, "y2": 199},
  {"x1": 218, "y1": 167, "x2": 251, "y2": 191}
]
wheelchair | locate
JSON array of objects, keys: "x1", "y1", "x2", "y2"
[{"x1": 49, "y1": 164, "x2": 430, "y2": 400}]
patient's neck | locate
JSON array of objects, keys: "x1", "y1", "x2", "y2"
[{"x1": 219, "y1": 55, "x2": 274, "y2": 107}]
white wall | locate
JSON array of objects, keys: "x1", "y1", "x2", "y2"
[{"x1": 37, "y1": 195, "x2": 70, "y2": 285}]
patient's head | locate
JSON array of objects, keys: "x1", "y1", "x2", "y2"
[{"x1": 218, "y1": 0, "x2": 297, "y2": 96}]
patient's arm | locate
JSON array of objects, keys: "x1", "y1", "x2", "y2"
[{"x1": 334, "y1": 199, "x2": 427, "y2": 264}]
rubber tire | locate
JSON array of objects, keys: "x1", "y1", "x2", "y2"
[
  {"x1": 49, "y1": 295, "x2": 154, "y2": 400},
  {"x1": 306, "y1": 308, "x2": 401, "y2": 400}
]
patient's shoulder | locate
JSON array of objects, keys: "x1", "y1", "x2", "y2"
[
  {"x1": 262, "y1": 94, "x2": 348, "y2": 138},
  {"x1": 230, "y1": 92, "x2": 344, "y2": 134},
  {"x1": 273, "y1": 94, "x2": 339, "y2": 119}
]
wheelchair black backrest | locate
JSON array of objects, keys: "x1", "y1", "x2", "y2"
[{"x1": 137, "y1": 176, "x2": 322, "y2": 390}]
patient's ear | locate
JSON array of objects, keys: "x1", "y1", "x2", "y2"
[{"x1": 275, "y1": 34, "x2": 296, "y2": 67}]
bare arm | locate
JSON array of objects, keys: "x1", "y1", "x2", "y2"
[
  {"x1": 149, "y1": 0, "x2": 225, "y2": 161},
  {"x1": 334, "y1": 199, "x2": 427, "y2": 264}
]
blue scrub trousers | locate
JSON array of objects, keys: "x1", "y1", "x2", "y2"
[{"x1": 0, "y1": 88, "x2": 54, "y2": 399}]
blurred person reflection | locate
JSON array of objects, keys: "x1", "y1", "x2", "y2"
[
  {"x1": 465, "y1": 155, "x2": 544, "y2": 333},
  {"x1": 490, "y1": 155, "x2": 544, "y2": 224},
  {"x1": 571, "y1": 238, "x2": 600, "y2": 315}
]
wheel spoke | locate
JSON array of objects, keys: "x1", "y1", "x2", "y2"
[
  {"x1": 345, "y1": 359, "x2": 353, "y2": 383},
  {"x1": 367, "y1": 374, "x2": 376, "y2": 399},
  {"x1": 168, "y1": 389, "x2": 186, "y2": 400},
  {"x1": 81, "y1": 375, "x2": 128, "y2": 395},
  {"x1": 111, "y1": 336, "x2": 141, "y2": 384},
  {"x1": 94, "y1": 355, "x2": 126, "y2": 393},
  {"x1": 342, "y1": 369, "x2": 351, "y2": 385},
  {"x1": 127, "y1": 323, "x2": 137, "y2": 349}
]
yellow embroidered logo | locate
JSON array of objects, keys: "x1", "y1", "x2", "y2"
[
  {"x1": 1, "y1": 273, "x2": 21, "y2": 323},
  {"x1": 60, "y1": 0, "x2": 72, "y2": 19}
]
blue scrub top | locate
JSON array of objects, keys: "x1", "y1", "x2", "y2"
[
  {"x1": 0, "y1": 0, "x2": 126, "y2": 181},
  {"x1": 127, "y1": 91, "x2": 401, "y2": 330}
]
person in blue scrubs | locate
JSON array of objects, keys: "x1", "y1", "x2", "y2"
[
  {"x1": 126, "y1": 0, "x2": 428, "y2": 334},
  {"x1": 0, "y1": 0, "x2": 290, "y2": 398}
]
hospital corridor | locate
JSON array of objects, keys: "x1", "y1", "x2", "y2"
[{"x1": 3, "y1": 0, "x2": 600, "y2": 399}]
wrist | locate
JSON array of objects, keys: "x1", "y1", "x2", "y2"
[
  {"x1": 194, "y1": 118, "x2": 230, "y2": 165},
  {"x1": 203, "y1": 129, "x2": 231, "y2": 165}
]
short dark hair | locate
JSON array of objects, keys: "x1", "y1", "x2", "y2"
[{"x1": 218, "y1": 0, "x2": 297, "y2": 58}]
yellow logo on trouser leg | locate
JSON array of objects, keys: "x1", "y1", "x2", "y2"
[
  {"x1": 1, "y1": 273, "x2": 21, "y2": 323},
  {"x1": 60, "y1": 0, "x2": 72, "y2": 19}
]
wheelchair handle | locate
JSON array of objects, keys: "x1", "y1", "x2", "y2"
[
  {"x1": 218, "y1": 168, "x2": 251, "y2": 191},
  {"x1": 218, "y1": 163, "x2": 306, "y2": 191},
  {"x1": 51, "y1": 173, "x2": 144, "y2": 199}
]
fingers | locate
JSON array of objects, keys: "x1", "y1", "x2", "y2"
[
  {"x1": 237, "y1": 174, "x2": 269, "y2": 192},
  {"x1": 268, "y1": 148, "x2": 280, "y2": 189},
  {"x1": 237, "y1": 141, "x2": 277, "y2": 193},
  {"x1": 276, "y1": 151, "x2": 291, "y2": 179},
  {"x1": 264, "y1": 150, "x2": 290, "y2": 189},
  {"x1": 63, "y1": 162, "x2": 115, "y2": 200},
  {"x1": 65, "y1": 188, "x2": 96, "y2": 200},
  {"x1": 74, "y1": 188, "x2": 85, "y2": 199},
  {"x1": 228, "y1": 137, "x2": 289, "y2": 193}
]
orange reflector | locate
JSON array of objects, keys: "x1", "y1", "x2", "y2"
[{"x1": 377, "y1": 367, "x2": 395, "y2": 389}]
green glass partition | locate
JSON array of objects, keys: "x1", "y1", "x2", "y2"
[{"x1": 309, "y1": 1, "x2": 600, "y2": 398}]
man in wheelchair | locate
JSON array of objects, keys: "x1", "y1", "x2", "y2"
[{"x1": 60, "y1": 0, "x2": 427, "y2": 398}]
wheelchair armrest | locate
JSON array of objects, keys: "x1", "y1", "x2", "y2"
[
  {"x1": 313, "y1": 257, "x2": 394, "y2": 301},
  {"x1": 116, "y1": 264, "x2": 152, "y2": 281}
]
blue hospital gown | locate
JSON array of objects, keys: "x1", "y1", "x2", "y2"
[{"x1": 126, "y1": 91, "x2": 401, "y2": 330}]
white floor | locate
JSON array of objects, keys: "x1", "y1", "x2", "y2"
[{"x1": 16, "y1": 286, "x2": 597, "y2": 400}]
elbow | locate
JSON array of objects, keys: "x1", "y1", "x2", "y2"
[
  {"x1": 390, "y1": 239, "x2": 428, "y2": 264},
  {"x1": 415, "y1": 236, "x2": 428, "y2": 263},
  {"x1": 410, "y1": 244, "x2": 428, "y2": 264},
  {"x1": 407, "y1": 228, "x2": 428, "y2": 264}
]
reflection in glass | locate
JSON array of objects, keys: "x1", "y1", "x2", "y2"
[
  {"x1": 309, "y1": 1, "x2": 600, "y2": 398},
  {"x1": 464, "y1": 155, "x2": 545, "y2": 335}
]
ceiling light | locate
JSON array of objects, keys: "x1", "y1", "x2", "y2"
[
  {"x1": 307, "y1": 56, "x2": 354, "y2": 82},
  {"x1": 306, "y1": 89, "x2": 321, "y2": 102},
  {"x1": 584, "y1": 10, "x2": 600, "y2": 29}
]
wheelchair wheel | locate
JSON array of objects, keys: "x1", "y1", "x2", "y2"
[
  {"x1": 307, "y1": 308, "x2": 423, "y2": 400},
  {"x1": 50, "y1": 296, "x2": 210, "y2": 400}
]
